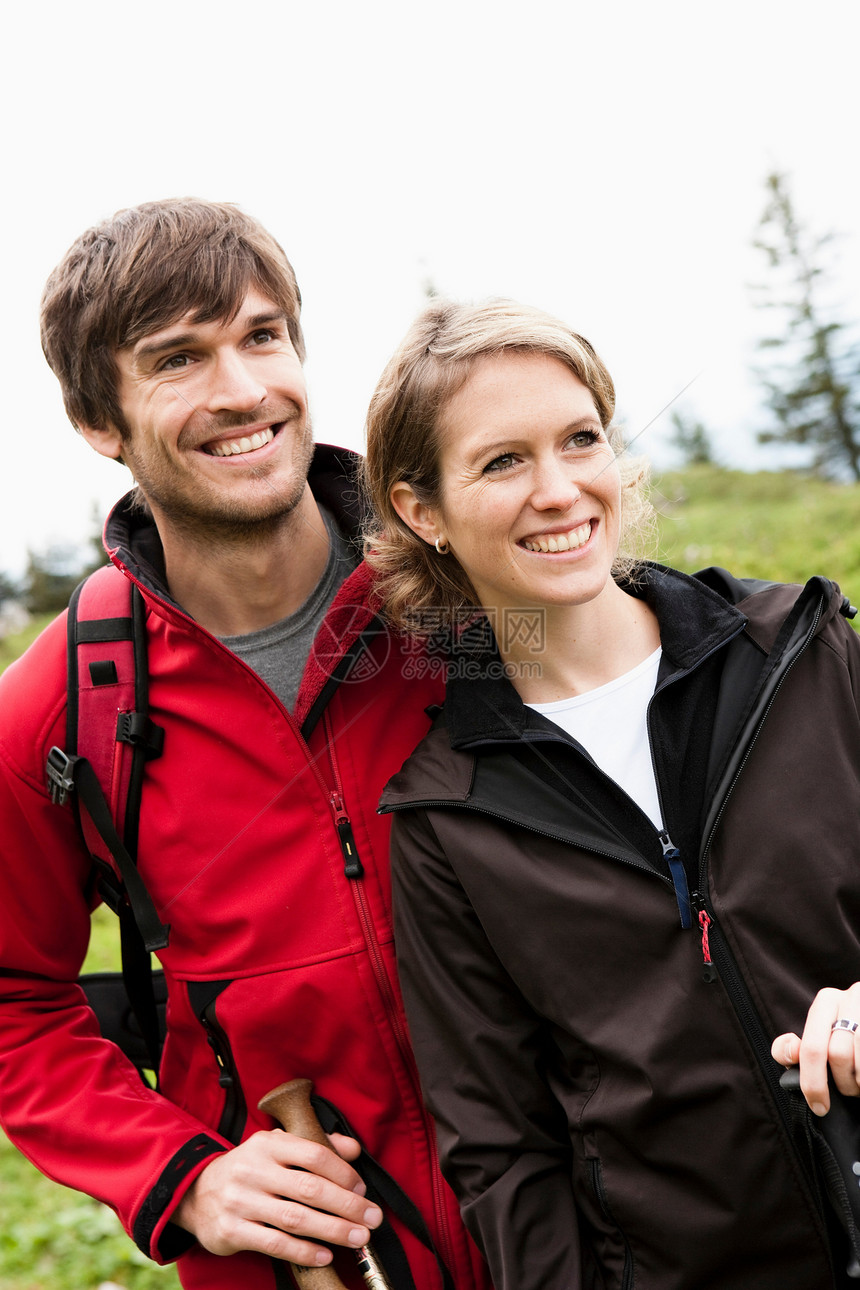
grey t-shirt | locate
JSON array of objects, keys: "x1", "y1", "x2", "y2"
[{"x1": 219, "y1": 507, "x2": 359, "y2": 712}]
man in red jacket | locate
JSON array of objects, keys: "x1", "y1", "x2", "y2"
[{"x1": 0, "y1": 199, "x2": 489, "y2": 1290}]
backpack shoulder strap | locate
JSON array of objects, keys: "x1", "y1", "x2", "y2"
[
  {"x1": 312, "y1": 1093, "x2": 457, "y2": 1290},
  {"x1": 47, "y1": 565, "x2": 169, "y2": 1075},
  {"x1": 66, "y1": 563, "x2": 151, "y2": 815}
]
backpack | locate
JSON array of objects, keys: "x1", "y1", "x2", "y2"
[{"x1": 46, "y1": 564, "x2": 169, "y2": 1080}]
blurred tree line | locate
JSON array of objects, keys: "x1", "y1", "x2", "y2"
[
  {"x1": 2, "y1": 169, "x2": 858, "y2": 623},
  {"x1": 752, "y1": 171, "x2": 860, "y2": 480},
  {"x1": 0, "y1": 521, "x2": 106, "y2": 619},
  {"x1": 673, "y1": 170, "x2": 860, "y2": 477}
]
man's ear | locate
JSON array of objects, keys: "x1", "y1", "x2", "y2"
[
  {"x1": 79, "y1": 422, "x2": 125, "y2": 462},
  {"x1": 390, "y1": 482, "x2": 440, "y2": 547}
]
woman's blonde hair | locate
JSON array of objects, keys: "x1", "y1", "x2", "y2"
[{"x1": 362, "y1": 298, "x2": 654, "y2": 632}]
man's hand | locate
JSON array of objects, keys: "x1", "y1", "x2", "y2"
[
  {"x1": 772, "y1": 983, "x2": 860, "y2": 1117},
  {"x1": 173, "y1": 1129, "x2": 382, "y2": 1268}
]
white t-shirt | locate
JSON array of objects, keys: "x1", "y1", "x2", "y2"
[{"x1": 526, "y1": 648, "x2": 663, "y2": 828}]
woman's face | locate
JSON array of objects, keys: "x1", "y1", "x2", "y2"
[{"x1": 418, "y1": 350, "x2": 623, "y2": 619}]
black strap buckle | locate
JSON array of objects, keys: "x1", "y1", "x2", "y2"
[
  {"x1": 46, "y1": 746, "x2": 80, "y2": 806},
  {"x1": 115, "y1": 712, "x2": 165, "y2": 759}
]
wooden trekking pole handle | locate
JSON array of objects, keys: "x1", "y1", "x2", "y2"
[{"x1": 258, "y1": 1079, "x2": 392, "y2": 1290}]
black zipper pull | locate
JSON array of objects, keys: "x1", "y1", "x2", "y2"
[
  {"x1": 202, "y1": 1016, "x2": 234, "y2": 1090},
  {"x1": 199, "y1": 1002, "x2": 248, "y2": 1144},
  {"x1": 691, "y1": 891, "x2": 718, "y2": 983},
  {"x1": 209, "y1": 1041, "x2": 234, "y2": 1089},
  {"x1": 659, "y1": 830, "x2": 692, "y2": 929},
  {"x1": 331, "y1": 793, "x2": 363, "y2": 878}
]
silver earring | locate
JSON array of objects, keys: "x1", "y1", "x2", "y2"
[{"x1": 434, "y1": 536, "x2": 449, "y2": 555}]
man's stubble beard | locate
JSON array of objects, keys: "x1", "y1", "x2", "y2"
[{"x1": 126, "y1": 417, "x2": 316, "y2": 548}]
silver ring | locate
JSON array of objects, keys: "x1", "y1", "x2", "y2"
[{"x1": 831, "y1": 1018, "x2": 860, "y2": 1034}]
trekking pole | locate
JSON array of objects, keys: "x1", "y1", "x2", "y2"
[{"x1": 259, "y1": 1079, "x2": 393, "y2": 1290}]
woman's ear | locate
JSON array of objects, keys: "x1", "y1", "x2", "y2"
[{"x1": 390, "y1": 482, "x2": 441, "y2": 548}]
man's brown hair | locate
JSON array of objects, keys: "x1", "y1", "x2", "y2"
[{"x1": 41, "y1": 198, "x2": 305, "y2": 437}]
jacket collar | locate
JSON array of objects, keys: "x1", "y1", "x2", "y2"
[
  {"x1": 444, "y1": 563, "x2": 747, "y2": 751},
  {"x1": 102, "y1": 443, "x2": 364, "y2": 607},
  {"x1": 99, "y1": 443, "x2": 380, "y2": 727}
]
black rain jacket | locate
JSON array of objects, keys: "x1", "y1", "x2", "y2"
[{"x1": 380, "y1": 564, "x2": 860, "y2": 1290}]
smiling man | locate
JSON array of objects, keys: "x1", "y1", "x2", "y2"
[
  {"x1": 0, "y1": 200, "x2": 489, "y2": 1290},
  {"x1": 83, "y1": 286, "x2": 327, "y2": 637}
]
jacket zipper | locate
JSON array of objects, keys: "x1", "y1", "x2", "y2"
[
  {"x1": 322, "y1": 708, "x2": 412, "y2": 1067},
  {"x1": 643, "y1": 626, "x2": 746, "y2": 933},
  {"x1": 322, "y1": 711, "x2": 459, "y2": 1278},
  {"x1": 659, "y1": 830, "x2": 691, "y2": 928},
  {"x1": 180, "y1": 618, "x2": 457, "y2": 1262},
  {"x1": 691, "y1": 898, "x2": 717, "y2": 982},
  {"x1": 201, "y1": 1001, "x2": 247, "y2": 1144},
  {"x1": 698, "y1": 600, "x2": 824, "y2": 884},
  {"x1": 165, "y1": 612, "x2": 378, "y2": 1146},
  {"x1": 587, "y1": 1157, "x2": 634, "y2": 1290},
  {"x1": 473, "y1": 662, "x2": 738, "y2": 933},
  {"x1": 685, "y1": 596, "x2": 830, "y2": 1206},
  {"x1": 692, "y1": 593, "x2": 824, "y2": 989},
  {"x1": 330, "y1": 788, "x2": 362, "y2": 878}
]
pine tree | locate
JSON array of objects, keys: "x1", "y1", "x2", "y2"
[
  {"x1": 668, "y1": 409, "x2": 716, "y2": 466},
  {"x1": 751, "y1": 171, "x2": 860, "y2": 481},
  {"x1": 0, "y1": 570, "x2": 19, "y2": 607}
]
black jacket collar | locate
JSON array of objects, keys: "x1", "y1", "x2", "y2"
[{"x1": 443, "y1": 563, "x2": 747, "y2": 751}]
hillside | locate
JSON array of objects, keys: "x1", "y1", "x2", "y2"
[
  {"x1": 653, "y1": 465, "x2": 860, "y2": 602},
  {"x1": 0, "y1": 613, "x2": 52, "y2": 675}
]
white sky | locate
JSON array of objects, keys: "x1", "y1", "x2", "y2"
[{"x1": 2, "y1": 0, "x2": 858, "y2": 577}]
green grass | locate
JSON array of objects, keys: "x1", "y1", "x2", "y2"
[
  {"x1": 0, "y1": 616, "x2": 53, "y2": 676},
  {"x1": 653, "y1": 466, "x2": 860, "y2": 600},
  {"x1": 0, "y1": 909, "x2": 181, "y2": 1290},
  {"x1": 1, "y1": 464, "x2": 858, "y2": 1284},
  {"x1": 0, "y1": 1149, "x2": 181, "y2": 1290},
  {"x1": 1, "y1": 625, "x2": 181, "y2": 1289}
]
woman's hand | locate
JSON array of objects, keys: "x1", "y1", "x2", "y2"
[{"x1": 772, "y1": 984, "x2": 860, "y2": 1116}]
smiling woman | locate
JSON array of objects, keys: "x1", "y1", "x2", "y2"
[
  {"x1": 362, "y1": 297, "x2": 860, "y2": 1290},
  {"x1": 362, "y1": 297, "x2": 654, "y2": 649},
  {"x1": 388, "y1": 351, "x2": 632, "y2": 662}
]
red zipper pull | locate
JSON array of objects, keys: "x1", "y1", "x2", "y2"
[{"x1": 698, "y1": 909, "x2": 717, "y2": 984}]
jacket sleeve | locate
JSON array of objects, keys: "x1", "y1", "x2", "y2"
[
  {"x1": 391, "y1": 807, "x2": 583, "y2": 1290},
  {"x1": 0, "y1": 707, "x2": 229, "y2": 1264}
]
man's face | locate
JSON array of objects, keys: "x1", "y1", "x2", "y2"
[{"x1": 85, "y1": 288, "x2": 314, "y2": 539}]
